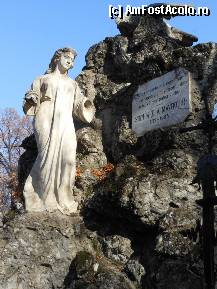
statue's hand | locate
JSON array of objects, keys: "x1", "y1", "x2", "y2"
[{"x1": 25, "y1": 92, "x2": 38, "y2": 106}]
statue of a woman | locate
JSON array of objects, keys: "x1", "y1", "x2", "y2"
[{"x1": 23, "y1": 47, "x2": 95, "y2": 214}]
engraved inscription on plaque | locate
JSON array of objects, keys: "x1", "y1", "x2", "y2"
[{"x1": 132, "y1": 68, "x2": 192, "y2": 136}]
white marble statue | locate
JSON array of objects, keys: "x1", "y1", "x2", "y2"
[{"x1": 23, "y1": 47, "x2": 95, "y2": 214}]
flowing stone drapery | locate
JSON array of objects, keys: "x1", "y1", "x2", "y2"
[{"x1": 23, "y1": 73, "x2": 95, "y2": 214}]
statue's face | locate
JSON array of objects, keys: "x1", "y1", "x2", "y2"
[{"x1": 59, "y1": 52, "x2": 75, "y2": 72}]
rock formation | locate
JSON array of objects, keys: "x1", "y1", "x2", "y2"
[{"x1": 1, "y1": 12, "x2": 217, "y2": 289}]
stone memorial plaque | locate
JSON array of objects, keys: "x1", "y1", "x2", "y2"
[{"x1": 132, "y1": 68, "x2": 192, "y2": 136}]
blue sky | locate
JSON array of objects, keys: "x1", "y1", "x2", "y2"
[{"x1": 0, "y1": 0, "x2": 216, "y2": 115}]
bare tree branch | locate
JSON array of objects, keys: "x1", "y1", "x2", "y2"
[{"x1": 0, "y1": 108, "x2": 33, "y2": 209}]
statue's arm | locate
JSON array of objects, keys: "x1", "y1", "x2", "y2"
[
  {"x1": 73, "y1": 82, "x2": 95, "y2": 123},
  {"x1": 23, "y1": 77, "x2": 41, "y2": 116}
]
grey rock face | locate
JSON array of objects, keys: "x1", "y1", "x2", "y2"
[
  {"x1": 15, "y1": 12, "x2": 217, "y2": 289},
  {"x1": 125, "y1": 259, "x2": 146, "y2": 283},
  {"x1": 75, "y1": 127, "x2": 108, "y2": 202},
  {"x1": 0, "y1": 212, "x2": 3, "y2": 228},
  {"x1": 0, "y1": 213, "x2": 82, "y2": 289},
  {"x1": 0, "y1": 213, "x2": 136, "y2": 289},
  {"x1": 153, "y1": 259, "x2": 203, "y2": 289},
  {"x1": 67, "y1": 272, "x2": 136, "y2": 289},
  {"x1": 100, "y1": 235, "x2": 133, "y2": 263},
  {"x1": 76, "y1": 127, "x2": 104, "y2": 155},
  {"x1": 66, "y1": 250, "x2": 136, "y2": 289},
  {"x1": 115, "y1": 15, "x2": 140, "y2": 37},
  {"x1": 0, "y1": 213, "x2": 138, "y2": 289},
  {"x1": 156, "y1": 206, "x2": 199, "y2": 256}
]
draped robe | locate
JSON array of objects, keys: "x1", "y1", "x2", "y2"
[{"x1": 23, "y1": 73, "x2": 95, "y2": 214}]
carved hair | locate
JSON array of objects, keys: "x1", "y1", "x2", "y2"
[{"x1": 45, "y1": 47, "x2": 77, "y2": 74}]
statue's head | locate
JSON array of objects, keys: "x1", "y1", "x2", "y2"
[{"x1": 46, "y1": 47, "x2": 77, "y2": 74}]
